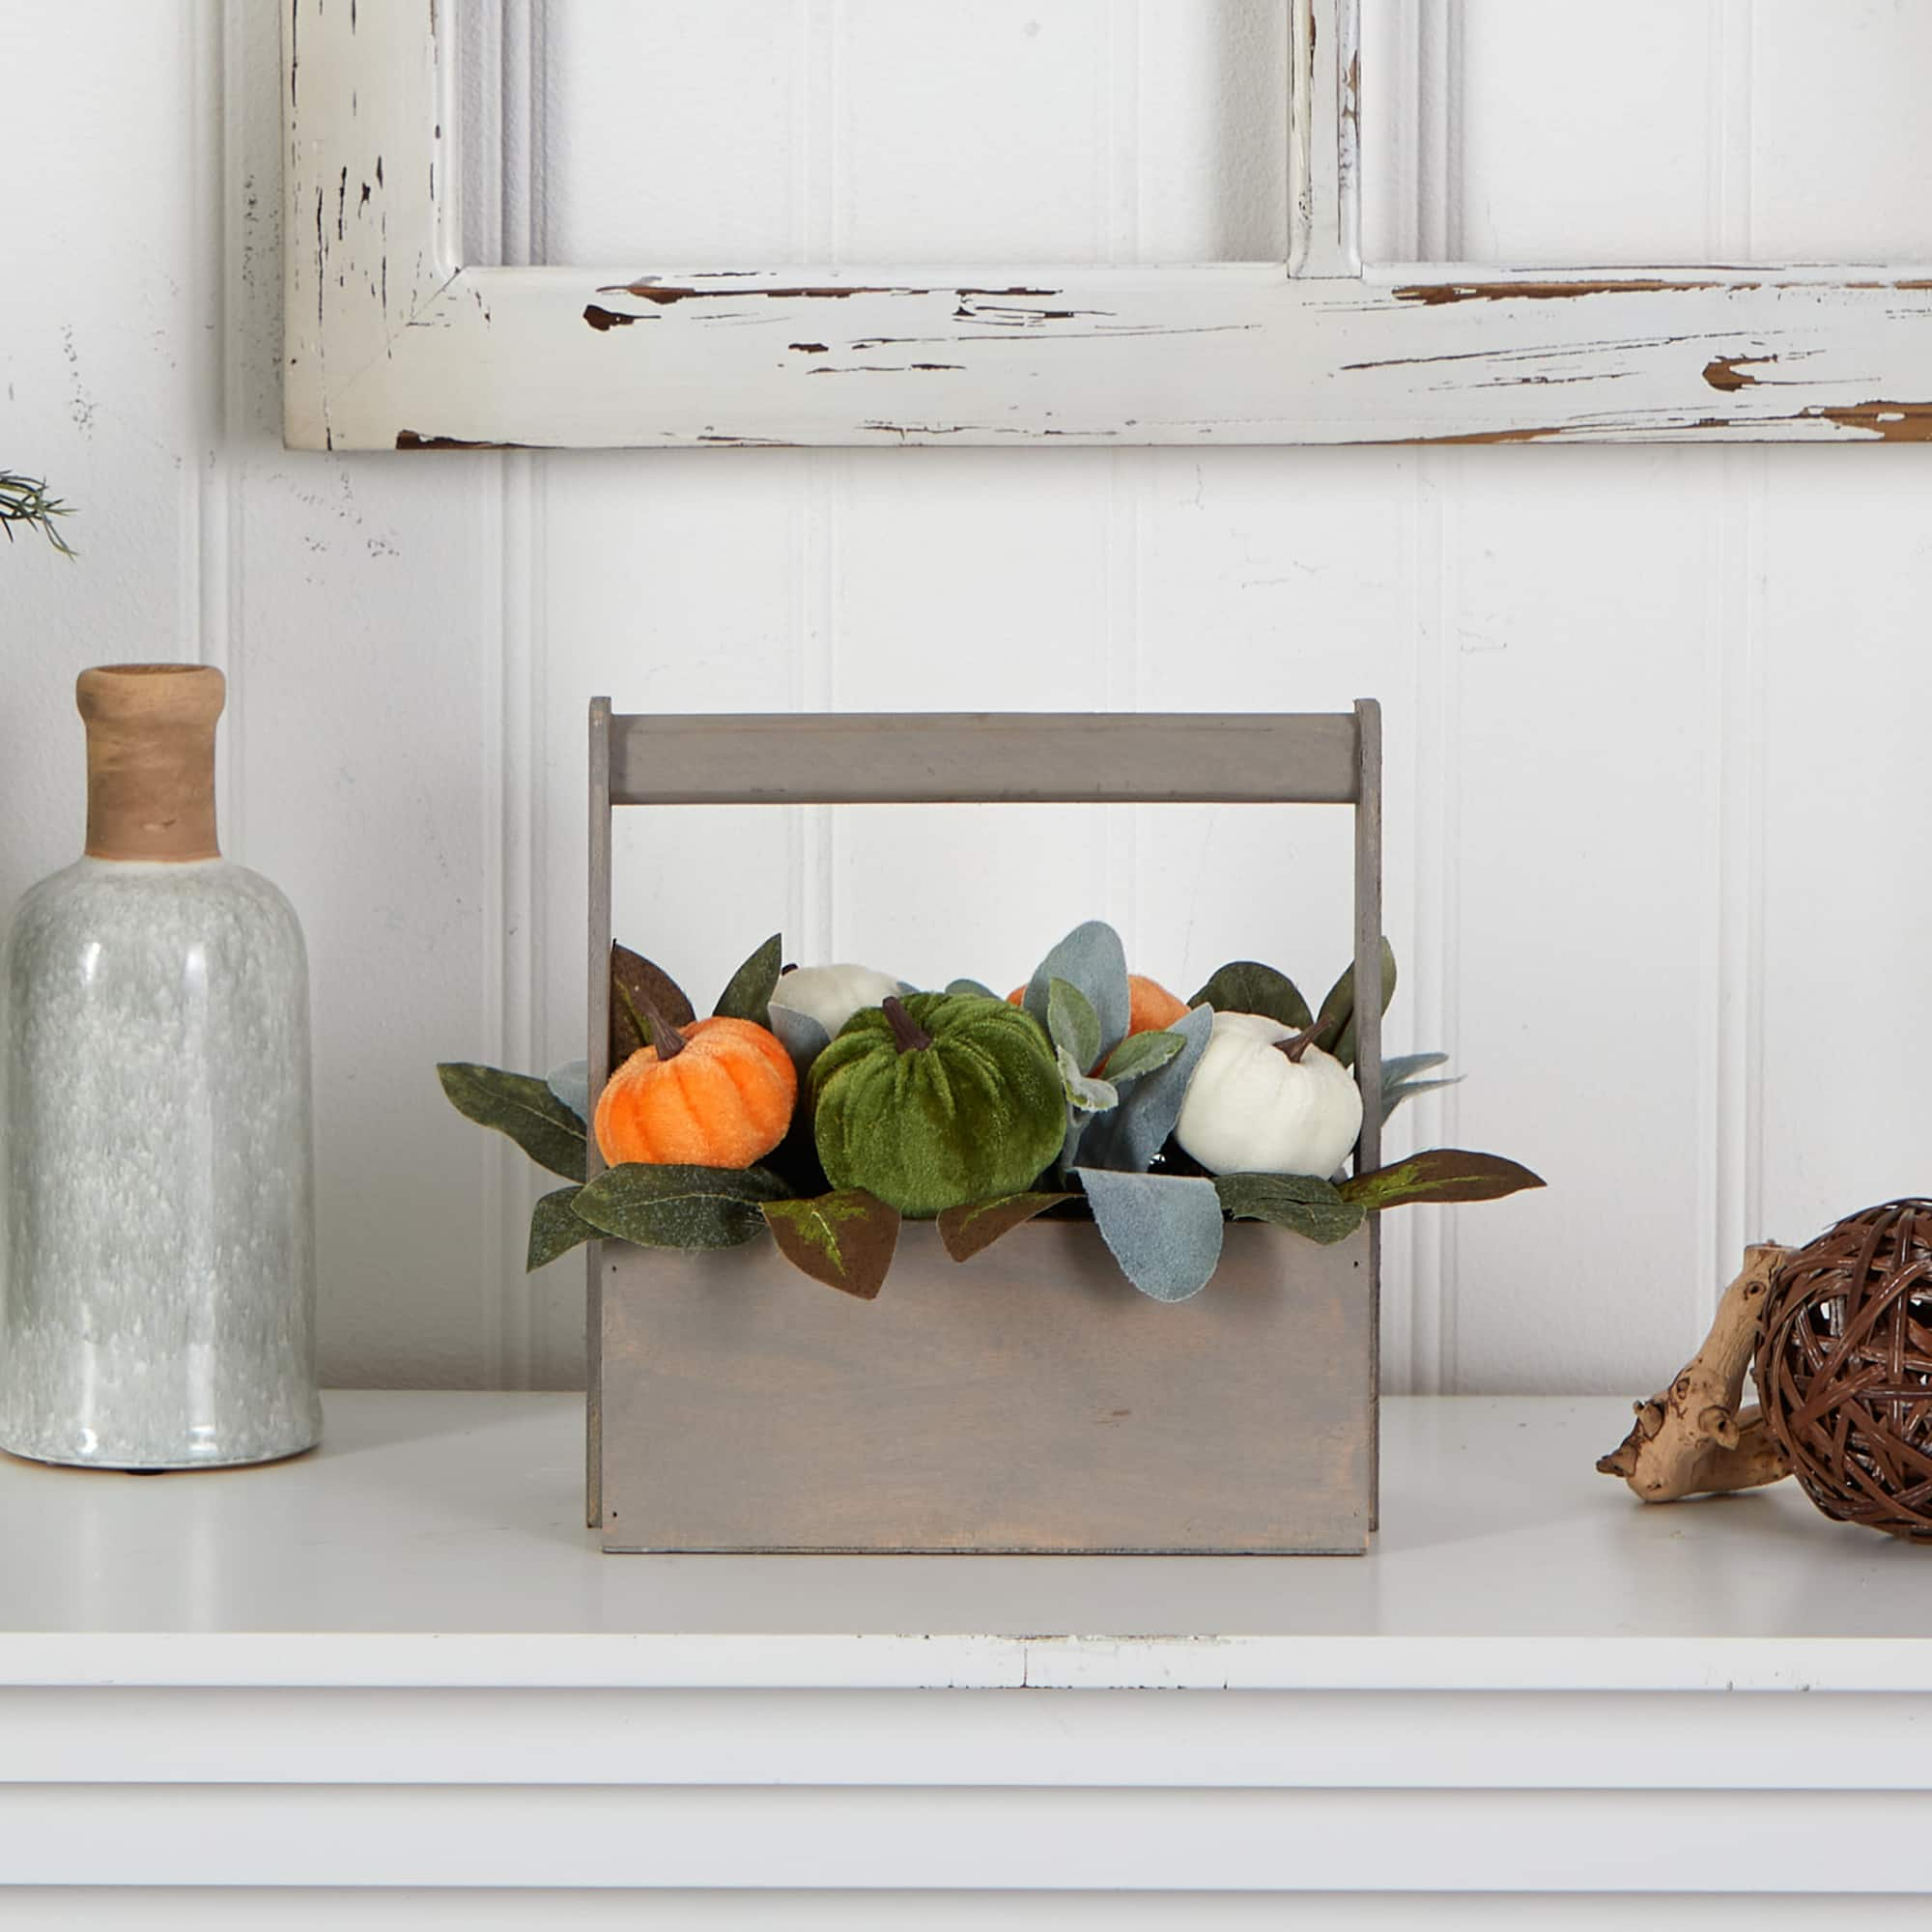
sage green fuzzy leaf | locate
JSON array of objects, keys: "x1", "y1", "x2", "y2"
[
  {"x1": 1314, "y1": 938, "x2": 1398, "y2": 1065},
  {"x1": 527, "y1": 1186, "x2": 596, "y2": 1269},
  {"x1": 1057, "y1": 1045, "x2": 1118, "y2": 1116},
  {"x1": 1077, "y1": 1005, "x2": 1213, "y2": 1176},
  {"x1": 611, "y1": 944, "x2": 697, "y2": 1065},
  {"x1": 1075, "y1": 1167, "x2": 1225, "y2": 1303},
  {"x1": 946, "y1": 978, "x2": 998, "y2": 1000},
  {"x1": 1047, "y1": 978, "x2": 1101, "y2": 1071},
  {"x1": 1056, "y1": 1044, "x2": 1117, "y2": 1176},
  {"x1": 576, "y1": 1162, "x2": 790, "y2": 1249},
  {"x1": 1213, "y1": 1172, "x2": 1366, "y2": 1245},
  {"x1": 1382, "y1": 1051, "x2": 1450, "y2": 1086},
  {"x1": 1379, "y1": 1050, "x2": 1460, "y2": 1126},
  {"x1": 1188, "y1": 960, "x2": 1313, "y2": 1031},
  {"x1": 438, "y1": 1063, "x2": 587, "y2": 1181},
  {"x1": 1100, "y1": 1028, "x2": 1185, "y2": 1082},
  {"x1": 762, "y1": 1189, "x2": 900, "y2": 1298},
  {"x1": 937, "y1": 1190, "x2": 1075, "y2": 1263},
  {"x1": 1023, "y1": 921, "x2": 1130, "y2": 1063},
  {"x1": 545, "y1": 1058, "x2": 590, "y2": 1125},
  {"x1": 713, "y1": 933, "x2": 783, "y2": 1028},
  {"x1": 1381, "y1": 1075, "x2": 1462, "y2": 1126},
  {"x1": 1341, "y1": 1149, "x2": 1545, "y2": 1211},
  {"x1": 767, "y1": 1002, "x2": 833, "y2": 1077}
]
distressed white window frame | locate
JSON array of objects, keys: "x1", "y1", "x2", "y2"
[{"x1": 285, "y1": 0, "x2": 1932, "y2": 449}]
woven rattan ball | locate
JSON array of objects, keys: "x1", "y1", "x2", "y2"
[{"x1": 1757, "y1": 1200, "x2": 1932, "y2": 1541}]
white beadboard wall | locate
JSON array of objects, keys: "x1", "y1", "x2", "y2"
[{"x1": 4, "y1": 0, "x2": 1932, "y2": 1395}]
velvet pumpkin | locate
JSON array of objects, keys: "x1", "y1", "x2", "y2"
[
  {"x1": 770, "y1": 961, "x2": 903, "y2": 1040},
  {"x1": 594, "y1": 1013, "x2": 797, "y2": 1170},
  {"x1": 1005, "y1": 973, "x2": 1189, "y2": 1038},
  {"x1": 1173, "y1": 1009, "x2": 1362, "y2": 1179},
  {"x1": 1123, "y1": 974, "x2": 1189, "y2": 1035},
  {"x1": 811, "y1": 993, "x2": 1063, "y2": 1218}
]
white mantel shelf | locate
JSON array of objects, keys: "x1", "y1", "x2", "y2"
[
  {"x1": 7, "y1": 1392, "x2": 1932, "y2": 1911},
  {"x1": 2, "y1": 1391, "x2": 1924, "y2": 1694}
]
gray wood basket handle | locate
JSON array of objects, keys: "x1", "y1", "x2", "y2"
[{"x1": 584, "y1": 704, "x2": 1383, "y2": 1526}]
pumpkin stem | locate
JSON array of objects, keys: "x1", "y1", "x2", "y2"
[
  {"x1": 882, "y1": 995, "x2": 932, "y2": 1055},
  {"x1": 1274, "y1": 1020, "x2": 1323, "y2": 1065},
  {"x1": 631, "y1": 984, "x2": 688, "y2": 1062}
]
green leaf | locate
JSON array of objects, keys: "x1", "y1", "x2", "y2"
[
  {"x1": 526, "y1": 1186, "x2": 596, "y2": 1270},
  {"x1": 1314, "y1": 938, "x2": 1398, "y2": 1065},
  {"x1": 937, "y1": 1190, "x2": 1075, "y2": 1263},
  {"x1": 1188, "y1": 960, "x2": 1313, "y2": 1031},
  {"x1": 545, "y1": 1058, "x2": 590, "y2": 1124},
  {"x1": 0, "y1": 470, "x2": 77, "y2": 555},
  {"x1": 1075, "y1": 1167, "x2": 1225, "y2": 1302},
  {"x1": 1077, "y1": 1005, "x2": 1214, "y2": 1177},
  {"x1": 1099, "y1": 1028, "x2": 1185, "y2": 1082},
  {"x1": 1214, "y1": 1172, "x2": 1366, "y2": 1246},
  {"x1": 575, "y1": 1162, "x2": 791, "y2": 1249},
  {"x1": 1380, "y1": 1051, "x2": 1459, "y2": 1126},
  {"x1": 1023, "y1": 921, "x2": 1131, "y2": 1063},
  {"x1": 1047, "y1": 977, "x2": 1101, "y2": 1071},
  {"x1": 437, "y1": 1063, "x2": 587, "y2": 1181},
  {"x1": 1341, "y1": 1149, "x2": 1546, "y2": 1212},
  {"x1": 762, "y1": 1189, "x2": 900, "y2": 1299},
  {"x1": 611, "y1": 943, "x2": 696, "y2": 1065},
  {"x1": 946, "y1": 978, "x2": 998, "y2": 1000},
  {"x1": 1381, "y1": 1075, "x2": 1462, "y2": 1127},
  {"x1": 767, "y1": 1003, "x2": 834, "y2": 1077},
  {"x1": 1057, "y1": 1045, "x2": 1118, "y2": 1117},
  {"x1": 713, "y1": 934, "x2": 783, "y2": 1028},
  {"x1": 1382, "y1": 1051, "x2": 1450, "y2": 1086}
]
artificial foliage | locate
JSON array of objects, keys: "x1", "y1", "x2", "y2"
[{"x1": 439, "y1": 920, "x2": 1543, "y2": 1305}]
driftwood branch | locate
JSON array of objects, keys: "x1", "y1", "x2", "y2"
[{"x1": 1597, "y1": 1242, "x2": 1795, "y2": 1502}]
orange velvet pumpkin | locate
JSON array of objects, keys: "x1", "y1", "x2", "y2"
[
  {"x1": 593, "y1": 1016, "x2": 797, "y2": 1169},
  {"x1": 1005, "y1": 973, "x2": 1189, "y2": 1037},
  {"x1": 1125, "y1": 974, "x2": 1189, "y2": 1034}
]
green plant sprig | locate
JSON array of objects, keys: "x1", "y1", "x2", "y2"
[{"x1": 0, "y1": 471, "x2": 76, "y2": 555}]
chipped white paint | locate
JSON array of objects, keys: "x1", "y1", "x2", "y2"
[
  {"x1": 284, "y1": 0, "x2": 1932, "y2": 450},
  {"x1": 1291, "y1": 0, "x2": 1360, "y2": 277}
]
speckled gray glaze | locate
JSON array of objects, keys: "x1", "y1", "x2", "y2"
[{"x1": 0, "y1": 859, "x2": 319, "y2": 1468}]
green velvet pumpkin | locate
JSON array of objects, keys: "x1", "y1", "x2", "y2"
[{"x1": 810, "y1": 993, "x2": 1064, "y2": 1218}]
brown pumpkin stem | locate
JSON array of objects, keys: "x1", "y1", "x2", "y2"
[
  {"x1": 882, "y1": 995, "x2": 932, "y2": 1054},
  {"x1": 1273, "y1": 1020, "x2": 1324, "y2": 1065},
  {"x1": 631, "y1": 985, "x2": 688, "y2": 1062}
]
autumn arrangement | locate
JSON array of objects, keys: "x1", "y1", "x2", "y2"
[{"x1": 440, "y1": 919, "x2": 1542, "y2": 1305}]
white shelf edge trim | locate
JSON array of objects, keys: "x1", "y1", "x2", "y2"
[{"x1": 9, "y1": 1631, "x2": 1932, "y2": 1695}]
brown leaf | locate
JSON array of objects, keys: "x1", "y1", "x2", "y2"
[
  {"x1": 937, "y1": 1191, "x2": 1076, "y2": 1263},
  {"x1": 610, "y1": 943, "x2": 696, "y2": 1065},
  {"x1": 761, "y1": 1190, "x2": 900, "y2": 1299},
  {"x1": 1340, "y1": 1148, "x2": 1545, "y2": 1212}
]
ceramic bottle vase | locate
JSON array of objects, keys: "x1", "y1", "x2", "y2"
[{"x1": 0, "y1": 665, "x2": 319, "y2": 1467}]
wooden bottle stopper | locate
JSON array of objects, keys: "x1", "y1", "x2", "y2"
[{"x1": 75, "y1": 664, "x2": 224, "y2": 863}]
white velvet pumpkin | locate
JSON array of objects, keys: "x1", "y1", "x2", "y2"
[
  {"x1": 769, "y1": 962, "x2": 904, "y2": 1041},
  {"x1": 1174, "y1": 1009, "x2": 1364, "y2": 1178}
]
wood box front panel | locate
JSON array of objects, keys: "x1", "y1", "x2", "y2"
[{"x1": 599, "y1": 1220, "x2": 1374, "y2": 1555}]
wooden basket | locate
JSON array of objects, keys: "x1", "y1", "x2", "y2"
[{"x1": 585, "y1": 707, "x2": 1384, "y2": 1554}]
